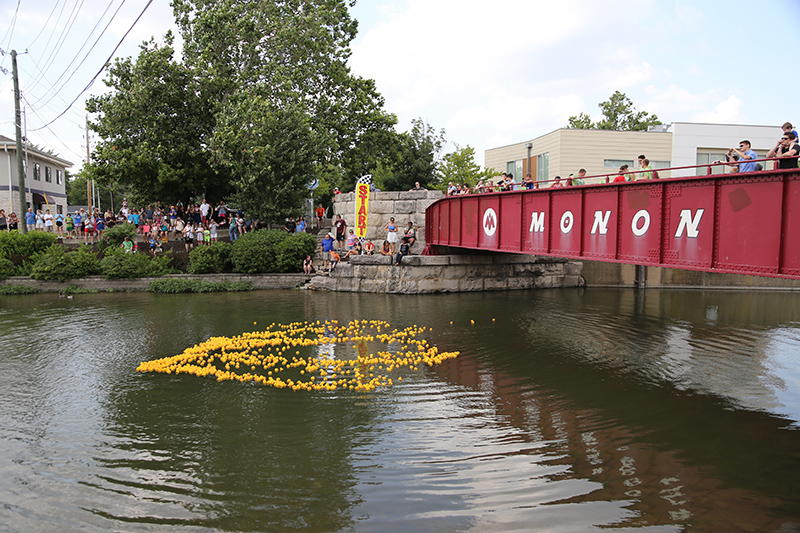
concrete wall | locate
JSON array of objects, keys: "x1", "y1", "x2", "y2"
[
  {"x1": 310, "y1": 254, "x2": 583, "y2": 294},
  {"x1": 0, "y1": 273, "x2": 311, "y2": 292},
  {"x1": 331, "y1": 190, "x2": 443, "y2": 254}
]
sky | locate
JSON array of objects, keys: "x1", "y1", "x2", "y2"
[{"x1": 1, "y1": 0, "x2": 799, "y2": 173}]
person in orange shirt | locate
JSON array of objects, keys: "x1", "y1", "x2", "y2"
[{"x1": 315, "y1": 204, "x2": 325, "y2": 229}]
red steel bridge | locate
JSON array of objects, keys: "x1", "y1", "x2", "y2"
[{"x1": 425, "y1": 162, "x2": 800, "y2": 280}]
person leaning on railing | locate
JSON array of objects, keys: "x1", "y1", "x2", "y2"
[
  {"x1": 767, "y1": 132, "x2": 800, "y2": 169},
  {"x1": 728, "y1": 140, "x2": 758, "y2": 173}
]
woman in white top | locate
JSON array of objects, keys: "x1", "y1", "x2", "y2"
[{"x1": 384, "y1": 216, "x2": 399, "y2": 254}]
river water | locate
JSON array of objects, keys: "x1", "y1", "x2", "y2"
[{"x1": 0, "y1": 288, "x2": 799, "y2": 532}]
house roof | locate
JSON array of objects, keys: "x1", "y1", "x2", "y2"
[{"x1": 0, "y1": 134, "x2": 73, "y2": 167}]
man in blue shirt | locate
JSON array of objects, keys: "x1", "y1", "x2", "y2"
[
  {"x1": 728, "y1": 140, "x2": 758, "y2": 173},
  {"x1": 321, "y1": 232, "x2": 335, "y2": 271},
  {"x1": 24, "y1": 208, "x2": 36, "y2": 231}
]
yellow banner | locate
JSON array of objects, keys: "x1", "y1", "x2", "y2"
[{"x1": 354, "y1": 182, "x2": 370, "y2": 238}]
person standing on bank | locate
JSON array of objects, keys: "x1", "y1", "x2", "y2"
[
  {"x1": 385, "y1": 217, "x2": 399, "y2": 254},
  {"x1": 334, "y1": 214, "x2": 346, "y2": 250}
]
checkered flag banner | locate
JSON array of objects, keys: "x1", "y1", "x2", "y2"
[{"x1": 353, "y1": 175, "x2": 373, "y2": 240}]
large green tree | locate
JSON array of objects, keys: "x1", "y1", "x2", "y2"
[
  {"x1": 212, "y1": 97, "x2": 323, "y2": 221},
  {"x1": 568, "y1": 91, "x2": 662, "y2": 131},
  {"x1": 86, "y1": 0, "x2": 398, "y2": 220},
  {"x1": 438, "y1": 144, "x2": 496, "y2": 189},
  {"x1": 378, "y1": 118, "x2": 446, "y2": 191},
  {"x1": 173, "y1": 0, "x2": 398, "y2": 190},
  {"x1": 86, "y1": 36, "x2": 230, "y2": 204}
]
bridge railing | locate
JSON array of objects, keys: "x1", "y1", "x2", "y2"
[
  {"x1": 426, "y1": 162, "x2": 800, "y2": 280},
  {"x1": 464, "y1": 157, "x2": 790, "y2": 191}
]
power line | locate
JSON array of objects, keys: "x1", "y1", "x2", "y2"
[
  {"x1": 31, "y1": 0, "x2": 125, "y2": 110},
  {"x1": 24, "y1": 0, "x2": 65, "y2": 51},
  {"x1": 26, "y1": 0, "x2": 85, "y2": 93},
  {"x1": 0, "y1": 0, "x2": 21, "y2": 61},
  {"x1": 29, "y1": 0, "x2": 154, "y2": 133}
]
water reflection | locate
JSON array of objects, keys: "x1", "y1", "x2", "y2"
[{"x1": 0, "y1": 289, "x2": 798, "y2": 531}]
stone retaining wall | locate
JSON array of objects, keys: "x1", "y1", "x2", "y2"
[
  {"x1": 1, "y1": 273, "x2": 311, "y2": 292},
  {"x1": 331, "y1": 190, "x2": 443, "y2": 254},
  {"x1": 310, "y1": 254, "x2": 583, "y2": 294}
]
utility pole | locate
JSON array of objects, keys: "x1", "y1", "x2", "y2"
[
  {"x1": 86, "y1": 115, "x2": 92, "y2": 214},
  {"x1": 11, "y1": 50, "x2": 27, "y2": 233}
]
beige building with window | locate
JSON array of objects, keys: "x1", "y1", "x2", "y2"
[
  {"x1": 0, "y1": 134, "x2": 71, "y2": 216},
  {"x1": 485, "y1": 122, "x2": 783, "y2": 185}
]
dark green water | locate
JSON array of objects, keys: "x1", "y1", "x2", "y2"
[{"x1": 1, "y1": 289, "x2": 799, "y2": 532}]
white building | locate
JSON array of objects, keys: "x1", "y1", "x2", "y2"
[
  {"x1": 485, "y1": 122, "x2": 784, "y2": 185},
  {"x1": 0, "y1": 134, "x2": 72, "y2": 216}
]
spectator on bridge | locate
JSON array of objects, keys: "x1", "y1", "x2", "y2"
[
  {"x1": 409, "y1": 182, "x2": 427, "y2": 191},
  {"x1": 523, "y1": 173, "x2": 536, "y2": 189},
  {"x1": 476, "y1": 179, "x2": 486, "y2": 193},
  {"x1": 636, "y1": 157, "x2": 653, "y2": 180},
  {"x1": 767, "y1": 132, "x2": 800, "y2": 169},
  {"x1": 728, "y1": 141, "x2": 758, "y2": 173},
  {"x1": 571, "y1": 169, "x2": 586, "y2": 185},
  {"x1": 447, "y1": 181, "x2": 457, "y2": 196},
  {"x1": 613, "y1": 165, "x2": 629, "y2": 182},
  {"x1": 551, "y1": 176, "x2": 564, "y2": 188},
  {"x1": 783, "y1": 122, "x2": 798, "y2": 142}
]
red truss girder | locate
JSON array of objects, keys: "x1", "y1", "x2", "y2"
[{"x1": 425, "y1": 169, "x2": 800, "y2": 279}]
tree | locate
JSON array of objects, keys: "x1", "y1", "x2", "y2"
[
  {"x1": 567, "y1": 91, "x2": 662, "y2": 131},
  {"x1": 212, "y1": 98, "x2": 323, "y2": 222},
  {"x1": 438, "y1": 145, "x2": 496, "y2": 189},
  {"x1": 86, "y1": 36, "x2": 230, "y2": 204},
  {"x1": 379, "y1": 118, "x2": 446, "y2": 191},
  {"x1": 172, "y1": 0, "x2": 398, "y2": 190}
]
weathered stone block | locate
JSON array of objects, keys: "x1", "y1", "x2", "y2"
[
  {"x1": 368, "y1": 200, "x2": 394, "y2": 214},
  {"x1": 415, "y1": 279, "x2": 444, "y2": 293},
  {"x1": 449, "y1": 255, "x2": 494, "y2": 265},
  {"x1": 565, "y1": 262, "x2": 583, "y2": 276},
  {"x1": 352, "y1": 255, "x2": 393, "y2": 265},
  {"x1": 404, "y1": 191, "x2": 428, "y2": 200},
  {"x1": 484, "y1": 277, "x2": 509, "y2": 291},
  {"x1": 404, "y1": 255, "x2": 450, "y2": 266},
  {"x1": 494, "y1": 253, "x2": 538, "y2": 265},
  {"x1": 459, "y1": 278, "x2": 484, "y2": 292},
  {"x1": 393, "y1": 200, "x2": 416, "y2": 214},
  {"x1": 508, "y1": 276, "x2": 537, "y2": 290}
]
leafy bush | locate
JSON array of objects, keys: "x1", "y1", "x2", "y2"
[
  {"x1": 275, "y1": 232, "x2": 317, "y2": 273},
  {"x1": 188, "y1": 242, "x2": 232, "y2": 274},
  {"x1": 100, "y1": 249, "x2": 176, "y2": 279},
  {"x1": 230, "y1": 229, "x2": 316, "y2": 274},
  {"x1": 103, "y1": 223, "x2": 137, "y2": 247},
  {"x1": 0, "y1": 257, "x2": 15, "y2": 280},
  {"x1": 29, "y1": 245, "x2": 101, "y2": 282},
  {"x1": 147, "y1": 278, "x2": 253, "y2": 293},
  {"x1": 62, "y1": 283, "x2": 98, "y2": 295},
  {"x1": 0, "y1": 283, "x2": 39, "y2": 295},
  {"x1": 230, "y1": 229, "x2": 287, "y2": 273},
  {"x1": 0, "y1": 231, "x2": 57, "y2": 260}
]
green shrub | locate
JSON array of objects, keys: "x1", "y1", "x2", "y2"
[
  {"x1": 230, "y1": 229, "x2": 284, "y2": 273},
  {"x1": 230, "y1": 229, "x2": 315, "y2": 274},
  {"x1": 147, "y1": 278, "x2": 253, "y2": 293},
  {"x1": 100, "y1": 250, "x2": 176, "y2": 279},
  {"x1": 275, "y1": 232, "x2": 318, "y2": 272},
  {"x1": 0, "y1": 283, "x2": 39, "y2": 295},
  {"x1": 29, "y1": 245, "x2": 101, "y2": 282},
  {"x1": 62, "y1": 283, "x2": 98, "y2": 295},
  {"x1": 103, "y1": 223, "x2": 137, "y2": 247},
  {"x1": 188, "y1": 242, "x2": 232, "y2": 274},
  {"x1": 0, "y1": 231, "x2": 57, "y2": 260},
  {"x1": 0, "y1": 257, "x2": 15, "y2": 280}
]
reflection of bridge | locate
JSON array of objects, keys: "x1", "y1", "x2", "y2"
[{"x1": 425, "y1": 166, "x2": 800, "y2": 280}]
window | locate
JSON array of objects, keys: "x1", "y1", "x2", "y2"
[
  {"x1": 536, "y1": 153, "x2": 549, "y2": 182},
  {"x1": 651, "y1": 160, "x2": 671, "y2": 169},
  {"x1": 56, "y1": 170, "x2": 63, "y2": 185},
  {"x1": 506, "y1": 160, "x2": 523, "y2": 182},
  {"x1": 604, "y1": 159, "x2": 634, "y2": 168},
  {"x1": 45, "y1": 166, "x2": 52, "y2": 183},
  {"x1": 33, "y1": 163, "x2": 40, "y2": 181},
  {"x1": 696, "y1": 153, "x2": 729, "y2": 175}
]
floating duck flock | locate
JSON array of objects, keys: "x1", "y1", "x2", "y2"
[{"x1": 137, "y1": 319, "x2": 461, "y2": 392}]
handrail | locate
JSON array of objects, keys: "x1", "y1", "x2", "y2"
[{"x1": 461, "y1": 157, "x2": 794, "y2": 193}]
